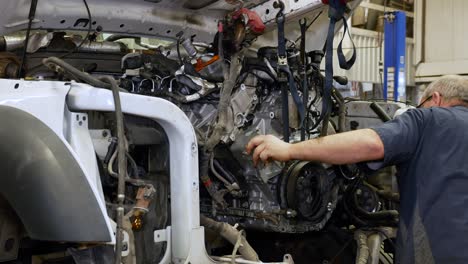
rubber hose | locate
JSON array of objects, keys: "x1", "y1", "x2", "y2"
[
  {"x1": 200, "y1": 216, "x2": 259, "y2": 261},
  {"x1": 42, "y1": 57, "x2": 111, "y2": 89},
  {"x1": 99, "y1": 76, "x2": 127, "y2": 264},
  {"x1": 205, "y1": 53, "x2": 241, "y2": 150}
]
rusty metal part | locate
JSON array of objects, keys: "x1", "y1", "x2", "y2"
[
  {"x1": 131, "y1": 185, "x2": 155, "y2": 230},
  {"x1": 0, "y1": 52, "x2": 20, "y2": 78},
  {"x1": 133, "y1": 185, "x2": 156, "y2": 213}
]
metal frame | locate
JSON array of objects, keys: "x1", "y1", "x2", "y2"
[
  {"x1": 384, "y1": 11, "x2": 407, "y2": 101},
  {"x1": 0, "y1": 0, "x2": 327, "y2": 43}
]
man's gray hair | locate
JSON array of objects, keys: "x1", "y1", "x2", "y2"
[{"x1": 422, "y1": 75, "x2": 468, "y2": 103}]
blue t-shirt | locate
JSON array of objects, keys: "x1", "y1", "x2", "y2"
[{"x1": 371, "y1": 106, "x2": 468, "y2": 264}]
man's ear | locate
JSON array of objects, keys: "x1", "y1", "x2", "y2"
[{"x1": 431, "y1": 92, "x2": 443, "y2": 106}]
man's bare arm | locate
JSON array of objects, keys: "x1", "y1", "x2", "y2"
[{"x1": 246, "y1": 129, "x2": 384, "y2": 166}]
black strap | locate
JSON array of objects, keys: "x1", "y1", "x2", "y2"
[
  {"x1": 300, "y1": 19, "x2": 308, "y2": 141},
  {"x1": 277, "y1": 15, "x2": 287, "y2": 60},
  {"x1": 322, "y1": 0, "x2": 356, "y2": 126},
  {"x1": 276, "y1": 8, "x2": 305, "y2": 129},
  {"x1": 337, "y1": 17, "x2": 356, "y2": 70},
  {"x1": 323, "y1": 12, "x2": 337, "y2": 121},
  {"x1": 284, "y1": 66, "x2": 305, "y2": 122},
  {"x1": 19, "y1": 0, "x2": 39, "y2": 77}
]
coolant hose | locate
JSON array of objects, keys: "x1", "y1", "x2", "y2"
[
  {"x1": 205, "y1": 52, "x2": 241, "y2": 150},
  {"x1": 43, "y1": 57, "x2": 111, "y2": 89},
  {"x1": 200, "y1": 216, "x2": 259, "y2": 262}
]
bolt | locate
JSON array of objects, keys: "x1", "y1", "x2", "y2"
[
  {"x1": 102, "y1": 130, "x2": 109, "y2": 138},
  {"x1": 191, "y1": 143, "x2": 197, "y2": 152}
]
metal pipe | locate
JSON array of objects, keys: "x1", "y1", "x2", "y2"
[
  {"x1": 354, "y1": 230, "x2": 369, "y2": 264},
  {"x1": 370, "y1": 102, "x2": 392, "y2": 122},
  {"x1": 211, "y1": 256, "x2": 286, "y2": 264},
  {"x1": 332, "y1": 88, "x2": 346, "y2": 132},
  {"x1": 367, "y1": 233, "x2": 382, "y2": 264},
  {"x1": 0, "y1": 35, "x2": 27, "y2": 51},
  {"x1": 72, "y1": 40, "x2": 127, "y2": 53}
]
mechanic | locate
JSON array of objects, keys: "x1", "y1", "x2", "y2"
[{"x1": 246, "y1": 75, "x2": 468, "y2": 264}]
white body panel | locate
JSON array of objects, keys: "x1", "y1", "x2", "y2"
[
  {"x1": 66, "y1": 82, "x2": 212, "y2": 263},
  {"x1": 0, "y1": 78, "x2": 115, "y2": 243}
]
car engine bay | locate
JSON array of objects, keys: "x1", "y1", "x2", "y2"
[{"x1": 0, "y1": 0, "x2": 403, "y2": 263}]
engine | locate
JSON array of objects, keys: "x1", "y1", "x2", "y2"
[
  {"x1": 109, "y1": 36, "x2": 397, "y2": 235},
  {"x1": 0, "y1": 20, "x2": 400, "y2": 263}
]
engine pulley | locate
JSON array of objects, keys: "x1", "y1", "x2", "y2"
[{"x1": 280, "y1": 161, "x2": 336, "y2": 223}]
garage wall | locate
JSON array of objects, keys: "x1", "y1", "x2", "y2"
[{"x1": 415, "y1": 0, "x2": 468, "y2": 82}]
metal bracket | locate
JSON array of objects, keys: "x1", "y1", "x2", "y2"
[
  {"x1": 154, "y1": 226, "x2": 171, "y2": 243},
  {"x1": 154, "y1": 226, "x2": 171, "y2": 264},
  {"x1": 283, "y1": 254, "x2": 295, "y2": 264},
  {"x1": 278, "y1": 56, "x2": 288, "y2": 66}
]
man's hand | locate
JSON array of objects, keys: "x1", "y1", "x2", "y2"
[{"x1": 245, "y1": 135, "x2": 292, "y2": 166}]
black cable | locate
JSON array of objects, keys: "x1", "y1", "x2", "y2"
[
  {"x1": 126, "y1": 152, "x2": 139, "y2": 179},
  {"x1": 344, "y1": 97, "x2": 414, "y2": 106},
  {"x1": 60, "y1": 0, "x2": 92, "y2": 59},
  {"x1": 19, "y1": 0, "x2": 39, "y2": 77},
  {"x1": 26, "y1": 0, "x2": 92, "y2": 76},
  {"x1": 329, "y1": 237, "x2": 354, "y2": 263}
]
